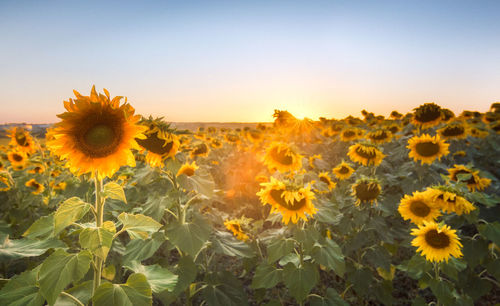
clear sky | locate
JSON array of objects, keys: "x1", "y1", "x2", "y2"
[{"x1": 1, "y1": 0, "x2": 499, "y2": 123}]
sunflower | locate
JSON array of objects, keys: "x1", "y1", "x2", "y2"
[
  {"x1": 6, "y1": 127, "x2": 36, "y2": 154},
  {"x1": 347, "y1": 143, "x2": 385, "y2": 167},
  {"x1": 366, "y1": 129, "x2": 393, "y2": 144},
  {"x1": 0, "y1": 172, "x2": 13, "y2": 192},
  {"x1": 447, "y1": 164, "x2": 491, "y2": 192},
  {"x1": 411, "y1": 221, "x2": 462, "y2": 263},
  {"x1": 490, "y1": 121, "x2": 500, "y2": 134},
  {"x1": 176, "y1": 161, "x2": 199, "y2": 177},
  {"x1": 386, "y1": 123, "x2": 402, "y2": 135},
  {"x1": 425, "y1": 187, "x2": 475, "y2": 215},
  {"x1": 224, "y1": 219, "x2": 249, "y2": 241},
  {"x1": 136, "y1": 129, "x2": 180, "y2": 168},
  {"x1": 469, "y1": 127, "x2": 489, "y2": 138},
  {"x1": 332, "y1": 161, "x2": 355, "y2": 180},
  {"x1": 308, "y1": 154, "x2": 322, "y2": 169},
  {"x1": 25, "y1": 178, "x2": 44, "y2": 195},
  {"x1": 210, "y1": 139, "x2": 223, "y2": 149},
  {"x1": 412, "y1": 103, "x2": 442, "y2": 129},
  {"x1": 339, "y1": 128, "x2": 362, "y2": 142},
  {"x1": 263, "y1": 142, "x2": 302, "y2": 173},
  {"x1": 247, "y1": 129, "x2": 263, "y2": 144},
  {"x1": 407, "y1": 134, "x2": 449, "y2": 165},
  {"x1": 257, "y1": 177, "x2": 317, "y2": 224},
  {"x1": 390, "y1": 111, "x2": 403, "y2": 119},
  {"x1": 318, "y1": 172, "x2": 336, "y2": 190},
  {"x1": 47, "y1": 86, "x2": 146, "y2": 180},
  {"x1": 351, "y1": 178, "x2": 381, "y2": 206},
  {"x1": 7, "y1": 151, "x2": 28, "y2": 169},
  {"x1": 398, "y1": 191, "x2": 441, "y2": 224},
  {"x1": 28, "y1": 164, "x2": 45, "y2": 174},
  {"x1": 441, "y1": 108, "x2": 455, "y2": 122},
  {"x1": 50, "y1": 181, "x2": 68, "y2": 191},
  {"x1": 190, "y1": 143, "x2": 210, "y2": 159},
  {"x1": 437, "y1": 122, "x2": 468, "y2": 140}
]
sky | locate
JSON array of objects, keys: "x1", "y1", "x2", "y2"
[{"x1": 0, "y1": 0, "x2": 499, "y2": 123}]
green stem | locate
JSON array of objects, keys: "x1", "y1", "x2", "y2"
[
  {"x1": 60, "y1": 291, "x2": 85, "y2": 306},
  {"x1": 92, "y1": 174, "x2": 104, "y2": 296}
]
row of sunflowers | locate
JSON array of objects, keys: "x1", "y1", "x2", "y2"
[{"x1": 0, "y1": 86, "x2": 499, "y2": 305}]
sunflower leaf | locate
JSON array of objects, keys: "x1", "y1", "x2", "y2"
[
  {"x1": 124, "y1": 261, "x2": 178, "y2": 293},
  {"x1": 118, "y1": 213, "x2": 162, "y2": 240},
  {"x1": 0, "y1": 266, "x2": 45, "y2": 306},
  {"x1": 251, "y1": 263, "x2": 282, "y2": 289},
  {"x1": 0, "y1": 235, "x2": 65, "y2": 261},
  {"x1": 283, "y1": 262, "x2": 319, "y2": 302},
  {"x1": 92, "y1": 273, "x2": 152, "y2": 306},
  {"x1": 103, "y1": 182, "x2": 127, "y2": 203},
  {"x1": 54, "y1": 197, "x2": 92, "y2": 235},
  {"x1": 79, "y1": 221, "x2": 116, "y2": 260}
]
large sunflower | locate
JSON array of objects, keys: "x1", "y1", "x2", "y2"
[
  {"x1": 47, "y1": 86, "x2": 146, "y2": 180},
  {"x1": 257, "y1": 177, "x2": 316, "y2": 224},
  {"x1": 425, "y1": 186, "x2": 475, "y2": 215},
  {"x1": 398, "y1": 191, "x2": 441, "y2": 224},
  {"x1": 224, "y1": 219, "x2": 249, "y2": 241},
  {"x1": 412, "y1": 103, "x2": 442, "y2": 129},
  {"x1": 347, "y1": 143, "x2": 385, "y2": 166},
  {"x1": 411, "y1": 221, "x2": 462, "y2": 263},
  {"x1": 332, "y1": 161, "x2": 355, "y2": 180},
  {"x1": 447, "y1": 164, "x2": 491, "y2": 192},
  {"x1": 6, "y1": 127, "x2": 36, "y2": 154},
  {"x1": 407, "y1": 134, "x2": 449, "y2": 165},
  {"x1": 263, "y1": 142, "x2": 302, "y2": 173},
  {"x1": 351, "y1": 178, "x2": 381, "y2": 206},
  {"x1": 136, "y1": 126, "x2": 180, "y2": 168}
]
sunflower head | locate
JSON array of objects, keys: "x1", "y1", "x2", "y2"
[
  {"x1": 447, "y1": 164, "x2": 491, "y2": 192},
  {"x1": 407, "y1": 134, "x2": 449, "y2": 165},
  {"x1": 28, "y1": 164, "x2": 45, "y2": 174},
  {"x1": 437, "y1": 121, "x2": 468, "y2": 140},
  {"x1": 441, "y1": 108, "x2": 455, "y2": 122},
  {"x1": 366, "y1": 129, "x2": 393, "y2": 144},
  {"x1": 412, "y1": 103, "x2": 442, "y2": 129},
  {"x1": 7, "y1": 127, "x2": 36, "y2": 154},
  {"x1": 308, "y1": 154, "x2": 322, "y2": 169},
  {"x1": 347, "y1": 143, "x2": 385, "y2": 167},
  {"x1": 176, "y1": 161, "x2": 199, "y2": 177},
  {"x1": 351, "y1": 177, "x2": 381, "y2": 206},
  {"x1": 136, "y1": 118, "x2": 180, "y2": 168},
  {"x1": 398, "y1": 190, "x2": 441, "y2": 224},
  {"x1": 7, "y1": 150, "x2": 28, "y2": 168},
  {"x1": 47, "y1": 86, "x2": 147, "y2": 180},
  {"x1": 332, "y1": 161, "x2": 355, "y2": 180},
  {"x1": 0, "y1": 172, "x2": 13, "y2": 192},
  {"x1": 190, "y1": 142, "x2": 210, "y2": 159},
  {"x1": 317, "y1": 172, "x2": 336, "y2": 191},
  {"x1": 224, "y1": 219, "x2": 250, "y2": 241},
  {"x1": 390, "y1": 111, "x2": 403, "y2": 119},
  {"x1": 263, "y1": 142, "x2": 302, "y2": 173},
  {"x1": 425, "y1": 186, "x2": 475, "y2": 215},
  {"x1": 340, "y1": 128, "x2": 363, "y2": 142},
  {"x1": 257, "y1": 177, "x2": 316, "y2": 224},
  {"x1": 411, "y1": 221, "x2": 462, "y2": 263},
  {"x1": 25, "y1": 178, "x2": 44, "y2": 195}
]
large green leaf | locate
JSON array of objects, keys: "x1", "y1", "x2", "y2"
[
  {"x1": 311, "y1": 238, "x2": 345, "y2": 277},
  {"x1": 251, "y1": 263, "x2": 282, "y2": 289},
  {"x1": 54, "y1": 197, "x2": 91, "y2": 235},
  {"x1": 123, "y1": 232, "x2": 165, "y2": 265},
  {"x1": 23, "y1": 214, "x2": 54, "y2": 239},
  {"x1": 266, "y1": 238, "x2": 295, "y2": 263},
  {"x1": 54, "y1": 280, "x2": 93, "y2": 306},
  {"x1": 429, "y1": 279, "x2": 455, "y2": 305},
  {"x1": 125, "y1": 261, "x2": 178, "y2": 293},
  {"x1": 166, "y1": 220, "x2": 210, "y2": 257},
  {"x1": 92, "y1": 273, "x2": 152, "y2": 306},
  {"x1": 201, "y1": 271, "x2": 249, "y2": 306},
  {"x1": 478, "y1": 222, "x2": 500, "y2": 246},
  {"x1": 0, "y1": 236, "x2": 65, "y2": 261},
  {"x1": 103, "y1": 182, "x2": 127, "y2": 203},
  {"x1": 0, "y1": 267, "x2": 45, "y2": 306},
  {"x1": 79, "y1": 221, "x2": 116, "y2": 260},
  {"x1": 283, "y1": 262, "x2": 319, "y2": 302},
  {"x1": 39, "y1": 249, "x2": 92, "y2": 305},
  {"x1": 309, "y1": 287, "x2": 348, "y2": 306},
  {"x1": 118, "y1": 213, "x2": 162, "y2": 239},
  {"x1": 212, "y1": 231, "x2": 255, "y2": 258}
]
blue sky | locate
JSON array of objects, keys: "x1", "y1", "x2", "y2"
[{"x1": 1, "y1": 0, "x2": 499, "y2": 123}]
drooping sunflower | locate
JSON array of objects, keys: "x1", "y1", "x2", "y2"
[
  {"x1": 224, "y1": 219, "x2": 250, "y2": 241},
  {"x1": 332, "y1": 161, "x2": 355, "y2": 180},
  {"x1": 366, "y1": 129, "x2": 393, "y2": 144},
  {"x1": 347, "y1": 143, "x2": 385, "y2": 167},
  {"x1": 339, "y1": 128, "x2": 363, "y2": 142},
  {"x1": 425, "y1": 186, "x2": 475, "y2": 215},
  {"x1": 351, "y1": 177, "x2": 381, "y2": 206},
  {"x1": 447, "y1": 164, "x2": 491, "y2": 192},
  {"x1": 412, "y1": 103, "x2": 442, "y2": 129},
  {"x1": 47, "y1": 86, "x2": 147, "y2": 180},
  {"x1": 257, "y1": 177, "x2": 317, "y2": 224},
  {"x1": 25, "y1": 178, "x2": 44, "y2": 195},
  {"x1": 7, "y1": 150, "x2": 28, "y2": 169},
  {"x1": 318, "y1": 172, "x2": 336, "y2": 190},
  {"x1": 407, "y1": 134, "x2": 449, "y2": 165},
  {"x1": 437, "y1": 121, "x2": 468, "y2": 140},
  {"x1": 441, "y1": 108, "x2": 455, "y2": 122},
  {"x1": 411, "y1": 221, "x2": 462, "y2": 263},
  {"x1": 135, "y1": 124, "x2": 180, "y2": 168},
  {"x1": 263, "y1": 142, "x2": 302, "y2": 173},
  {"x1": 398, "y1": 191, "x2": 441, "y2": 224},
  {"x1": 190, "y1": 143, "x2": 210, "y2": 159},
  {"x1": 176, "y1": 161, "x2": 199, "y2": 177},
  {"x1": 390, "y1": 111, "x2": 403, "y2": 119},
  {"x1": 6, "y1": 127, "x2": 36, "y2": 154}
]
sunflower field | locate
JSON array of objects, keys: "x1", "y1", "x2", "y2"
[{"x1": 0, "y1": 87, "x2": 499, "y2": 306}]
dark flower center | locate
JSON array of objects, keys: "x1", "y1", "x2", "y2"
[
  {"x1": 338, "y1": 166, "x2": 350, "y2": 174},
  {"x1": 370, "y1": 131, "x2": 389, "y2": 140},
  {"x1": 354, "y1": 183, "x2": 380, "y2": 201},
  {"x1": 270, "y1": 147, "x2": 293, "y2": 165},
  {"x1": 12, "y1": 154, "x2": 23, "y2": 162},
  {"x1": 343, "y1": 130, "x2": 356, "y2": 138},
  {"x1": 270, "y1": 189, "x2": 306, "y2": 211},
  {"x1": 424, "y1": 229, "x2": 450, "y2": 249},
  {"x1": 15, "y1": 133, "x2": 29, "y2": 147},
  {"x1": 320, "y1": 176, "x2": 330, "y2": 185},
  {"x1": 136, "y1": 132, "x2": 174, "y2": 155},
  {"x1": 355, "y1": 146, "x2": 377, "y2": 159},
  {"x1": 409, "y1": 200, "x2": 431, "y2": 217},
  {"x1": 442, "y1": 126, "x2": 464, "y2": 137},
  {"x1": 415, "y1": 107, "x2": 441, "y2": 123},
  {"x1": 192, "y1": 143, "x2": 208, "y2": 155},
  {"x1": 415, "y1": 142, "x2": 440, "y2": 157}
]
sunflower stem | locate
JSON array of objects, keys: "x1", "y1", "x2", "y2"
[{"x1": 92, "y1": 174, "x2": 104, "y2": 297}]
